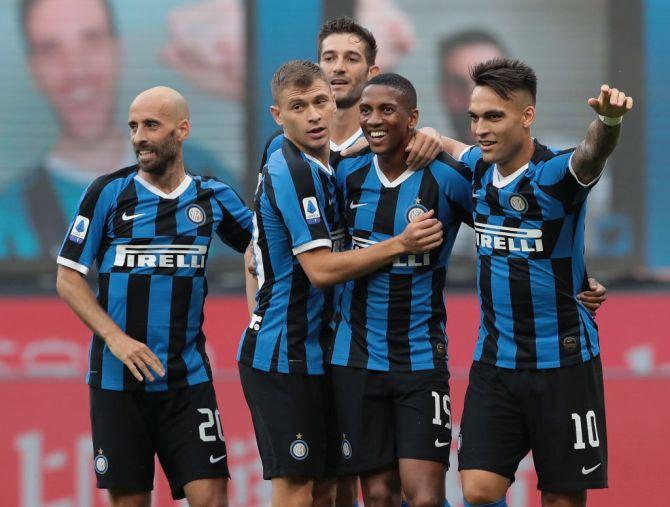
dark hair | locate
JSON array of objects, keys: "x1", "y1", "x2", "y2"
[
  {"x1": 470, "y1": 58, "x2": 537, "y2": 104},
  {"x1": 439, "y1": 29, "x2": 506, "y2": 80},
  {"x1": 271, "y1": 60, "x2": 328, "y2": 103},
  {"x1": 20, "y1": 0, "x2": 118, "y2": 52},
  {"x1": 364, "y1": 73, "x2": 417, "y2": 110},
  {"x1": 317, "y1": 17, "x2": 378, "y2": 66}
]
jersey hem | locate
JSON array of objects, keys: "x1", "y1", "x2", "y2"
[
  {"x1": 236, "y1": 357, "x2": 325, "y2": 375},
  {"x1": 292, "y1": 238, "x2": 332, "y2": 255},
  {"x1": 473, "y1": 352, "x2": 600, "y2": 370},
  {"x1": 87, "y1": 377, "x2": 212, "y2": 391},
  {"x1": 329, "y1": 356, "x2": 447, "y2": 372}
]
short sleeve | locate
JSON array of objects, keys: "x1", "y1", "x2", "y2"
[
  {"x1": 57, "y1": 176, "x2": 117, "y2": 275},
  {"x1": 265, "y1": 154, "x2": 332, "y2": 255},
  {"x1": 536, "y1": 149, "x2": 593, "y2": 207},
  {"x1": 458, "y1": 145, "x2": 482, "y2": 171},
  {"x1": 211, "y1": 183, "x2": 253, "y2": 253}
]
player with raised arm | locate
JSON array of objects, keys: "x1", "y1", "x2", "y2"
[
  {"x1": 237, "y1": 61, "x2": 444, "y2": 507},
  {"x1": 56, "y1": 86, "x2": 253, "y2": 507},
  {"x1": 330, "y1": 73, "x2": 473, "y2": 507},
  {"x1": 438, "y1": 58, "x2": 632, "y2": 507}
]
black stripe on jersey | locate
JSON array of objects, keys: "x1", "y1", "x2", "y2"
[
  {"x1": 194, "y1": 178, "x2": 214, "y2": 238},
  {"x1": 209, "y1": 181, "x2": 252, "y2": 253},
  {"x1": 478, "y1": 254, "x2": 500, "y2": 364},
  {"x1": 123, "y1": 274, "x2": 152, "y2": 389},
  {"x1": 167, "y1": 276, "x2": 192, "y2": 388},
  {"x1": 112, "y1": 177, "x2": 139, "y2": 238},
  {"x1": 348, "y1": 277, "x2": 370, "y2": 367},
  {"x1": 436, "y1": 151, "x2": 473, "y2": 180},
  {"x1": 386, "y1": 273, "x2": 413, "y2": 370},
  {"x1": 319, "y1": 286, "x2": 335, "y2": 356},
  {"x1": 473, "y1": 159, "x2": 492, "y2": 192},
  {"x1": 259, "y1": 130, "x2": 284, "y2": 173},
  {"x1": 317, "y1": 170, "x2": 335, "y2": 229},
  {"x1": 286, "y1": 267, "x2": 310, "y2": 373},
  {"x1": 345, "y1": 163, "x2": 373, "y2": 225},
  {"x1": 269, "y1": 329, "x2": 282, "y2": 371},
  {"x1": 508, "y1": 257, "x2": 537, "y2": 366},
  {"x1": 373, "y1": 186, "x2": 400, "y2": 236},
  {"x1": 418, "y1": 169, "x2": 443, "y2": 266},
  {"x1": 156, "y1": 196, "x2": 178, "y2": 236},
  {"x1": 194, "y1": 327, "x2": 213, "y2": 383},
  {"x1": 551, "y1": 258, "x2": 583, "y2": 365},
  {"x1": 532, "y1": 216, "x2": 564, "y2": 259},
  {"x1": 530, "y1": 141, "x2": 573, "y2": 165},
  {"x1": 515, "y1": 175, "x2": 542, "y2": 221},
  {"x1": 88, "y1": 272, "x2": 110, "y2": 388},
  {"x1": 61, "y1": 166, "x2": 137, "y2": 260},
  {"x1": 428, "y1": 266, "x2": 447, "y2": 369}
]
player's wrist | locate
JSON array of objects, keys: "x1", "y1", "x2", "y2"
[{"x1": 598, "y1": 114, "x2": 623, "y2": 126}]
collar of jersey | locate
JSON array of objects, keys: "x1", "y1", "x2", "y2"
[
  {"x1": 134, "y1": 173, "x2": 193, "y2": 199},
  {"x1": 304, "y1": 153, "x2": 333, "y2": 175},
  {"x1": 330, "y1": 128, "x2": 363, "y2": 152},
  {"x1": 492, "y1": 163, "x2": 528, "y2": 189},
  {"x1": 373, "y1": 155, "x2": 414, "y2": 188}
]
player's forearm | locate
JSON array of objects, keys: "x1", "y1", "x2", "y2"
[
  {"x1": 441, "y1": 136, "x2": 469, "y2": 160},
  {"x1": 56, "y1": 266, "x2": 124, "y2": 344},
  {"x1": 300, "y1": 237, "x2": 405, "y2": 289},
  {"x1": 571, "y1": 119, "x2": 621, "y2": 185},
  {"x1": 244, "y1": 262, "x2": 258, "y2": 319}
]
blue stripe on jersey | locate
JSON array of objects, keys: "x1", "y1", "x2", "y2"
[
  {"x1": 186, "y1": 276, "x2": 209, "y2": 386},
  {"x1": 101, "y1": 272, "x2": 129, "y2": 389},
  {"x1": 145, "y1": 274, "x2": 172, "y2": 392},
  {"x1": 408, "y1": 272, "x2": 433, "y2": 369},
  {"x1": 489, "y1": 256, "x2": 516, "y2": 366},
  {"x1": 365, "y1": 273, "x2": 390, "y2": 370},
  {"x1": 527, "y1": 259, "x2": 560, "y2": 366},
  {"x1": 353, "y1": 167, "x2": 382, "y2": 232}
]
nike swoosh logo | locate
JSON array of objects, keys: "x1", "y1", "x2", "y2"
[
  {"x1": 581, "y1": 463, "x2": 601, "y2": 475},
  {"x1": 122, "y1": 212, "x2": 144, "y2": 221},
  {"x1": 350, "y1": 202, "x2": 367, "y2": 209},
  {"x1": 434, "y1": 439, "x2": 449, "y2": 448},
  {"x1": 209, "y1": 454, "x2": 226, "y2": 464}
]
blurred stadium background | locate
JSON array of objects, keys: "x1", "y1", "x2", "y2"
[{"x1": 0, "y1": 0, "x2": 668, "y2": 505}]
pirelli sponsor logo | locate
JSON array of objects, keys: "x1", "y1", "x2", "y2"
[
  {"x1": 353, "y1": 235, "x2": 430, "y2": 267},
  {"x1": 113, "y1": 244, "x2": 207, "y2": 268},
  {"x1": 474, "y1": 222, "x2": 543, "y2": 253}
]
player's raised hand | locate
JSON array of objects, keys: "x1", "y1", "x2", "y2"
[
  {"x1": 587, "y1": 84, "x2": 633, "y2": 119},
  {"x1": 399, "y1": 209, "x2": 443, "y2": 254},
  {"x1": 107, "y1": 332, "x2": 165, "y2": 382},
  {"x1": 405, "y1": 127, "x2": 443, "y2": 171}
]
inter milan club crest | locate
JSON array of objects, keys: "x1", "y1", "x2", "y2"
[
  {"x1": 341, "y1": 434, "x2": 352, "y2": 460},
  {"x1": 186, "y1": 204, "x2": 206, "y2": 225},
  {"x1": 290, "y1": 434, "x2": 309, "y2": 461},
  {"x1": 509, "y1": 194, "x2": 528, "y2": 213},
  {"x1": 94, "y1": 449, "x2": 108, "y2": 474},
  {"x1": 405, "y1": 197, "x2": 429, "y2": 223}
]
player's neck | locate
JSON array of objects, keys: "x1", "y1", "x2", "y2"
[
  {"x1": 331, "y1": 104, "x2": 361, "y2": 146},
  {"x1": 496, "y1": 136, "x2": 535, "y2": 177},
  {"x1": 285, "y1": 134, "x2": 330, "y2": 167},
  {"x1": 137, "y1": 157, "x2": 188, "y2": 194},
  {"x1": 377, "y1": 148, "x2": 409, "y2": 182},
  {"x1": 54, "y1": 126, "x2": 127, "y2": 174}
]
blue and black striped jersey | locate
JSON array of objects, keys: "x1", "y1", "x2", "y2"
[
  {"x1": 57, "y1": 166, "x2": 253, "y2": 391},
  {"x1": 330, "y1": 150, "x2": 473, "y2": 371},
  {"x1": 238, "y1": 138, "x2": 344, "y2": 375},
  {"x1": 460, "y1": 140, "x2": 600, "y2": 369}
]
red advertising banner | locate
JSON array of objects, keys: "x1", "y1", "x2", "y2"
[{"x1": 1, "y1": 294, "x2": 668, "y2": 506}]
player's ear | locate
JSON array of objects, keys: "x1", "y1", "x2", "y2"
[
  {"x1": 522, "y1": 105, "x2": 535, "y2": 129},
  {"x1": 368, "y1": 65, "x2": 381, "y2": 79},
  {"x1": 270, "y1": 105, "x2": 283, "y2": 127},
  {"x1": 176, "y1": 119, "x2": 190, "y2": 141},
  {"x1": 408, "y1": 108, "x2": 419, "y2": 130}
]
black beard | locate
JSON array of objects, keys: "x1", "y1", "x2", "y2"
[{"x1": 336, "y1": 94, "x2": 360, "y2": 110}]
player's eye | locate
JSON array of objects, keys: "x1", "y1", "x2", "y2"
[
  {"x1": 383, "y1": 107, "x2": 394, "y2": 114},
  {"x1": 291, "y1": 104, "x2": 303, "y2": 111}
]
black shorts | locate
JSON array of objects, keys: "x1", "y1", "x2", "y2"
[
  {"x1": 458, "y1": 357, "x2": 608, "y2": 492},
  {"x1": 331, "y1": 365, "x2": 452, "y2": 475},
  {"x1": 238, "y1": 363, "x2": 337, "y2": 479},
  {"x1": 89, "y1": 382, "x2": 229, "y2": 500}
]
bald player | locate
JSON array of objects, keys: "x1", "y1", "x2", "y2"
[{"x1": 56, "y1": 86, "x2": 253, "y2": 506}]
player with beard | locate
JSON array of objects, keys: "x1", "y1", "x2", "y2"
[
  {"x1": 259, "y1": 17, "x2": 444, "y2": 174},
  {"x1": 56, "y1": 86, "x2": 253, "y2": 507}
]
